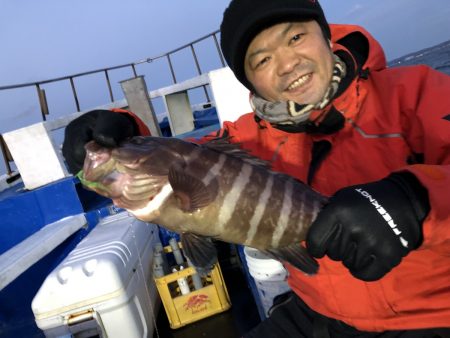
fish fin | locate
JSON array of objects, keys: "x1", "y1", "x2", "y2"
[
  {"x1": 181, "y1": 233, "x2": 217, "y2": 271},
  {"x1": 265, "y1": 244, "x2": 319, "y2": 275},
  {"x1": 202, "y1": 136, "x2": 271, "y2": 169},
  {"x1": 168, "y1": 163, "x2": 218, "y2": 212}
]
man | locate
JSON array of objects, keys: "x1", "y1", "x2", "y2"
[{"x1": 63, "y1": 0, "x2": 450, "y2": 336}]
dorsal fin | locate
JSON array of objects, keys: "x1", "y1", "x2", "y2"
[{"x1": 201, "y1": 136, "x2": 271, "y2": 168}]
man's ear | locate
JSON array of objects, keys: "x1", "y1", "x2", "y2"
[{"x1": 328, "y1": 39, "x2": 333, "y2": 49}]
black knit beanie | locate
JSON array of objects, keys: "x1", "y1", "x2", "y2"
[{"x1": 220, "y1": 0, "x2": 331, "y2": 91}]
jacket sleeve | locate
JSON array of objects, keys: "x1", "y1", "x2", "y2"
[
  {"x1": 110, "y1": 108, "x2": 151, "y2": 136},
  {"x1": 397, "y1": 66, "x2": 450, "y2": 254}
]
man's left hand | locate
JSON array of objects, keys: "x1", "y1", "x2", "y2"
[{"x1": 306, "y1": 172, "x2": 429, "y2": 281}]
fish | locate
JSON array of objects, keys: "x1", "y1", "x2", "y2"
[{"x1": 78, "y1": 136, "x2": 328, "y2": 275}]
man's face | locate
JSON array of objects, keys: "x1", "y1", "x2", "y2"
[{"x1": 244, "y1": 21, "x2": 334, "y2": 104}]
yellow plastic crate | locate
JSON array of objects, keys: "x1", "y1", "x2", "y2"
[{"x1": 154, "y1": 244, "x2": 231, "y2": 329}]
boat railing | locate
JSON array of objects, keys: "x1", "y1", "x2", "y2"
[{"x1": 0, "y1": 29, "x2": 225, "y2": 177}]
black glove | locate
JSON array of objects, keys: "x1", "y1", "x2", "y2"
[
  {"x1": 62, "y1": 109, "x2": 138, "y2": 174},
  {"x1": 306, "y1": 172, "x2": 430, "y2": 281}
]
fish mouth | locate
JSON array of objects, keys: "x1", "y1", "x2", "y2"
[
  {"x1": 285, "y1": 73, "x2": 312, "y2": 92},
  {"x1": 82, "y1": 141, "x2": 113, "y2": 180},
  {"x1": 77, "y1": 170, "x2": 107, "y2": 191}
]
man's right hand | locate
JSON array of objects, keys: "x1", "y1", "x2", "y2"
[
  {"x1": 306, "y1": 173, "x2": 429, "y2": 281},
  {"x1": 62, "y1": 109, "x2": 138, "y2": 174}
]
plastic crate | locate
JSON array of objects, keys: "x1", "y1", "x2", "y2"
[{"x1": 154, "y1": 244, "x2": 231, "y2": 329}]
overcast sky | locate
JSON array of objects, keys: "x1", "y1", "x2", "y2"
[
  {"x1": 1, "y1": 0, "x2": 449, "y2": 86},
  {"x1": 0, "y1": 0, "x2": 449, "y2": 134}
]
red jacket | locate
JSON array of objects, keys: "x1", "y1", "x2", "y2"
[
  {"x1": 111, "y1": 108, "x2": 151, "y2": 136},
  {"x1": 210, "y1": 24, "x2": 450, "y2": 331}
]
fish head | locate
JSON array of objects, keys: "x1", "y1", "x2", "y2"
[
  {"x1": 80, "y1": 141, "x2": 125, "y2": 198},
  {"x1": 80, "y1": 137, "x2": 186, "y2": 212},
  {"x1": 82, "y1": 141, "x2": 116, "y2": 182},
  {"x1": 111, "y1": 136, "x2": 184, "y2": 176}
]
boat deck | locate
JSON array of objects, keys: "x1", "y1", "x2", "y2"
[{"x1": 152, "y1": 247, "x2": 261, "y2": 338}]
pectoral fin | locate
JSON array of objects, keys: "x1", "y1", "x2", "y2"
[
  {"x1": 266, "y1": 244, "x2": 319, "y2": 275},
  {"x1": 181, "y1": 232, "x2": 217, "y2": 272},
  {"x1": 168, "y1": 163, "x2": 218, "y2": 213}
]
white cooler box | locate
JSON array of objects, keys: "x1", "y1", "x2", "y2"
[{"x1": 32, "y1": 212, "x2": 161, "y2": 338}]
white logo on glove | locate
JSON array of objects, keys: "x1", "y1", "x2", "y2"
[{"x1": 355, "y1": 188, "x2": 409, "y2": 248}]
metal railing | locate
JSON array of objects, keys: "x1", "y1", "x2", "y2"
[{"x1": 0, "y1": 29, "x2": 225, "y2": 176}]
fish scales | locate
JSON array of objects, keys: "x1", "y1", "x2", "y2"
[
  {"x1": 214, "y1": 156, "x2": 252, "y2": 233},
  {"x1": 183, "y1": 150, "x2": 244, "y2": 236},
  {"x1": 184, "y1": 146, "x2": 219, "y2": 181},
  {"x1": 201, "y1": 154, "x2": 227, "y2": 185},
  {"x1": 228, "y1": 165, "x2": 281, "y2": 248},
  {"x1": 246, "y1": 174, "x2": 274, "y2": 244},
  {"x1": 255, "y1": 173, "x2": 286, "y2": 247},
  {"x1": 201, "y1": 152, "x2": 279, "y2": 247},
  {"x1": 272, "y1": 179, "x2": 294, "y2": 247},
  {"x1": 80, "y1": 136, "x2": 329, "y2": 275},
  {"x1": 227, "y1": 162, "x2": 269, "y2": 243},
  {"x1": 277, "y1": 181, "x2": 318, "y2": 247},
  {"x1": 154, "y1": 147, "x2": 246, "y2": 237}
]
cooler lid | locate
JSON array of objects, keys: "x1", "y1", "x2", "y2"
[{"x1": 32, "y1": 212, "x2": 157, "y2": 317}]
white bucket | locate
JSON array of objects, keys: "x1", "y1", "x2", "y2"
[
  {"x1": 244, "y1": 247, "x2": 287, "y2": 280},
  {"x1": 243, "y1": 247, "x2": 291, "y2": 317},
  {"x1": 247, "y1": 265, "x2": 286, "y2": 282}
]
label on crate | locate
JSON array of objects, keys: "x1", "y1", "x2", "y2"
[{"x1": 182, "y1": 294, "x2": 211, "y2": 314}]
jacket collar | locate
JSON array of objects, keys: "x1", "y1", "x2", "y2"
[{"x1": 330, "y1": 24, "x2": 387, "y2": 73}]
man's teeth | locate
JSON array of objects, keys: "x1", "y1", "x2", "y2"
[{"x1": 287, "y1": 74, "x2": 311, "y2": 90}]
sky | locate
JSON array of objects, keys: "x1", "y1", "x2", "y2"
[
  {"x1": 0, "y1": 0, "x2": 449, "y2": 173},
  {"x1": 1, "y1": 0, "x2": 449, "y2": 86}
]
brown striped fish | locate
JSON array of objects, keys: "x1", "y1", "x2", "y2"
[{"x1": 79, "y1": 136, "x2": 328, "y2": 275}]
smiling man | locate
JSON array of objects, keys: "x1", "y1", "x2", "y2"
[
  {"x1": 245, "y1": 21, "x2": 334, "y2": 105},
  {"x1": 217, "y1": 0, "x2": 450, "y2": 337},
  {"x1": 62, "y1": 0, "x2": 450, "y2": 336}
]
